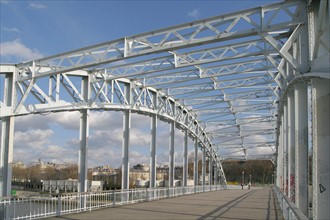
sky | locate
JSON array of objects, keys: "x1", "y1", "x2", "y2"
[{"x1": 0, "y1": 0, "x2": 280, "y2": 168}]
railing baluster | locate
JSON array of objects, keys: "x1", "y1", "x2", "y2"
[{"x1": 0, "y1": 184, "x2": 226, "y2": 219}]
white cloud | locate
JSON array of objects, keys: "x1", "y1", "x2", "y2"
[
  {"x1": 88, "y1": 128, "x2": 123, "y2": 148},
  {"x1": 129, "y1": 151, "x2": 149, "y2": 165},
  {"x1": 0, "y1": 39, "x2": 43, "y2": 62},
  {"x1": 49, "y1": 111, "x2": 80, "y2": 130},
  {"x1": 44, "y1": 144, "x2": 77, "y2": 162},
  {"x1": 15, "y1": 111, "x2": 81, "y2": 131},
  {"x1": 11, "y1": 110, "x2": 198, "y2": 167},
  {"x1": 15, "y1": 129, "x2": 53, "y2": 150},
  {"x1": 2, "y1": 27, "x2": 20, "y2": 33},
  {"x1": 15, "y1": 114, "x2": 51, "y2": 131},
  {"x1": 90, "y1": 111, "x2": 123, "y2": 130},
  {"x1": 29, "y1": 2, "x2": 47, "y2": 9},
  {"x1": 188, "y1": 9, "x2": 200, "y2": 19},
  {"x1": 88, "y1": 148, "x2": 121, "y2": 167}
]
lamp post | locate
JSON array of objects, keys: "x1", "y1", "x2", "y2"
[{"x1": 241, "y1": 171, "x2": 245, "y2": 190}]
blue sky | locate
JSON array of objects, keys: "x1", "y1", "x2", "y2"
[{"x1": 0, "y1": 0, "x2": 280, "y2": 167}]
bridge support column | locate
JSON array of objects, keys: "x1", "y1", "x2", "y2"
[
  {"x1": 78, "y1": 110, "x2": 89, "y2": 193},
  {"x1": 183, "y1": 127, "x2": 188, "y2": 187},
  {"x1": 122, "y1": 110, "x2": 131, "y2": 190},
  {"x1": 287, "y1": 91, "x2": 295, "y2": 201},
  {"x1": 277, "y1": 114, "x2": 284, "y2": 191},
  {"x1": 150, "y1": 115, "x2": 157, "y2": 188},
  {"x1": 283, "y1": 103, "x2": 288, "y2": 195},
  {"x1": 122, "y1": 82, "x2": 132, "y2": 191},
  {"x1": 214, "y1": 163, "x2": 217, "y2": 189},
  {"x1": 0, "y1": 73, "x2": 15, "y2": 198},
  {"x1": 311, "y1": 78, "x2": 330, "y2": 219},
  {"x1": 193, "y1": 138, "x2": 198, "y2": 192},
  {"x1": 202, "y1": 146, "x2": 206, "y2": 192},
  {"x1": 169, "y1": 121, "x2": 175, "y2": 187},
  {"x1": 294, "y1": 82, "x2": 308, "y2": 215},
  {"x1": 209, "y1": 155, "x2": 213, "y2": 191},
  {"x1": 0, "y1": 117, "x2": 15, "y2": 197}
]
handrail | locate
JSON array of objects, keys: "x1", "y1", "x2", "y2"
[
  {"x1": 272, "y1": 186, "x2": 308, "y2": 220},
  {"x1": 0, "y1": 185, "x2": 226, "y2": 220}
]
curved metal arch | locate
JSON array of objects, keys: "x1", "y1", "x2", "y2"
[{"x1": 0, "y1": 67, "x2": 226, "y2": 183}]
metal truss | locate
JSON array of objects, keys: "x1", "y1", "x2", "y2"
[{"x1": 1, "y1": 0, "x2": 312, "y2": 187}]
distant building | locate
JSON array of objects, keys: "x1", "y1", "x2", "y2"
[
  {"x1": 92, "y1": 167, "x2": 120, "y2": 189},
  {"x1": 42, "y1": 179, "x2": 80, "y2": 192},
  {"x1": 42, "y1": 179, "x2": 104, "y2": 192}
]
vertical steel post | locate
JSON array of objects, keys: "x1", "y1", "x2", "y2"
[
  {"x1": 287, "y1": 91, "x2": 295, "y2": 201},
  {"x1": 122, "y1": 83, "x2": 131, "y2": 190},
  {"x1": 78, "y1": 76, "x2": 90, "y2": 210},
  {"x1": 78, "y1": 76, "x2": 90, "y2": 194},
  {"x1": 150, "y1": 114, "x2": 157, "y2": 188},
  {"x1": 78, "y1": 110, "x2": 89, "y2": 193},
  {"x1": 214, "y1": 163, "x2": 218, "y2": 189},
  {"x1": 122, "y1": 110, "x2": 131, "y2": 190},
  {"x1": 209, "y1": 154, "x2": 213, "y2": 190},
  {"x1": 194, "y1": 139, "x2": 198, "y2": 190},
  {"x1": 276, "y1": 121, "x2": 282, "y2": 189},
  {"x1": 0, "y1": 117, "x2": 14, "y2": 197},
  {"x1": 168, "y1": 100, "x2": 175, "y2": 188},
  {"x1": 294, "y1": 82, "x2": 308, "y2": 215},
  {"x1": 283, "y1": 104, "x2": 288, "y2": 195},
  {"x1": 0, "y1": 73, "x2": 15, "y2": 198},
  {"x1": 311, "y1": 78, "x2": 330, "y2": 219},
  {"x1": 169, "y1": 120, "x2": 175, "y2": 187},
  {"x1": 278, "y1": 114, "x2": 284, "y2": 191},
  {"x1": 183, "y1": 119, "x2": 188, "y2": 187},
  {"x1": 202, "y1": 146, "x2": 206, "y2": 192}
]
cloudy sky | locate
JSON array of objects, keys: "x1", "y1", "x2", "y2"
[{"x1": 0, "y1": 0, "x2": 279, "y2": 168}]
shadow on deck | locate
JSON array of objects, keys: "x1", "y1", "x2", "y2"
[{"x1": 47, "y1": 187, "x2": 283, "y2": 220}]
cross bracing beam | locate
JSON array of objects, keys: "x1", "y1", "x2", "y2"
[
  {"x1": 202, "y1": 117, "x2": 275, "y2": 130},
  {"x1": 212, "y1": 128, "x2": 276, "y2": 138},
  {"x1": 194, "y1": 103, "x2": 275, "y2": 116},
  {"x1": 88, "y1": 43, "x2": 279, "y2": 88},
  {"x1": 207, "y1": 121, "x2": 275, "y2": 137},
  {"x1": 138, "y1": 58, "x2": 269, "y2": 87},
  {"x1": 200, "y1": 121, "x2": 275, "y2": 139},
  {"x1": 217, "y1": 140, "x2": 276, "y2": 147},
  {"x1": 181, "y1": 89, "x2": 275, "y2": 105},
  {"x1": 165, "y1": 79, "x2": 275, "y2": 97},
  {"x1": 15, "y1": 1, "x2": 304, "y2": 80}
]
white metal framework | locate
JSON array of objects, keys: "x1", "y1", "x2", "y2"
[{"x1": 0, "y1": 0, "x2": 329, "y2": 219}]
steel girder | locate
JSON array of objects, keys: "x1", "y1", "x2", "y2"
[{"x1": 1, "y1": 1, "x2": 309, "y2": 181}]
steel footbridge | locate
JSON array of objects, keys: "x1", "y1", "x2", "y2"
[{"x1": 1, "y1": 0, "x2": 329, "y2": 219}]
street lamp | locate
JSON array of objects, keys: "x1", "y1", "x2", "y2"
[{"x1": 241, "y1": 171, "x2": 245, "y2": 190}]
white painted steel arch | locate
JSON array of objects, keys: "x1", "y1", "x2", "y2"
[{"x1": 1, "y1": 0, "x2": 329, "y2": 218}]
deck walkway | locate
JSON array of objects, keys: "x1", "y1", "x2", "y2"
[{"x1": 47, "y1": 187, "x2": 284, "y2": 220}]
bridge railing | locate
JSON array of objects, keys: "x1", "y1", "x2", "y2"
[
  {"x1": 0, "y1": 184, "x2": 227, "y2": 220},
  {"x1": 272, "y1": 186, "x2": 308, "y2": 220}
]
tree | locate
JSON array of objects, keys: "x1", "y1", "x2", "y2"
[
  {"x1": 12, "y1": 165, "x2": 28, "y2": 182},
  {"x1": 222, "y1": 160, "x2": 274, "y2": 184}
]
